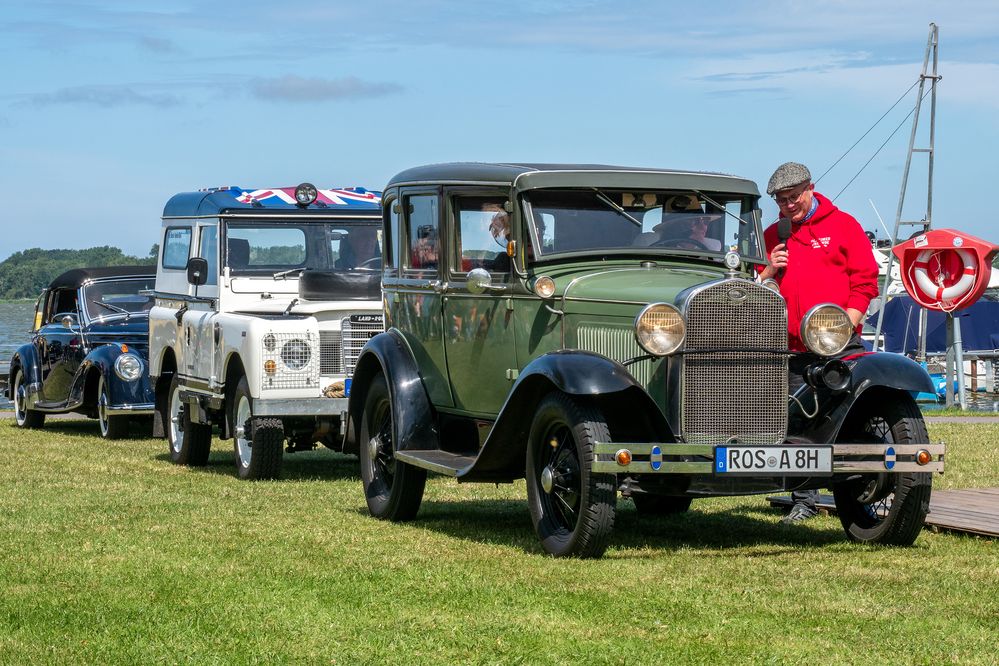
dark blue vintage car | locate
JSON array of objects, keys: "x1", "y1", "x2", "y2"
[{"x1": 6, "y1": 266, "x2": 156, "y2": 438}]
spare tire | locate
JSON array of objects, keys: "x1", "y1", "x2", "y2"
[{"x1": 299, "y1": 269, "x2": 381, "y2": 301}]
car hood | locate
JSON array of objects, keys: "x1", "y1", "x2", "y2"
[
  {"x1": 547, "y1": 262, "x2": 731, "y2": 311},
  {"x1": 86, "y1": 318, "x2": 150, "y2": 352}
]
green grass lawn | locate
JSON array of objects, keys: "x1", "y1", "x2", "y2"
[{"x1": 1, "y1": 418, "x2": 996, "y2": 664}]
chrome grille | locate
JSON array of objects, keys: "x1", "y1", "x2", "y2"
[
  {"x1": 682, "y1": 280, "x2": 787, "y2": 446},
  {"x1": 341, "y1": 314, "x2": 384, "y2": 376},
  {"x1": 261, "y1": 331, "x2": 319, "y2": 390},
  {"x1": 577, "y1": 325, "x2": 653, "y2": 386},
  {"x1": 320, "y1": 331, "x2": 343, "y2": 374}
]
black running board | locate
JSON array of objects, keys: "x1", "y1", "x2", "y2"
[{"x1": 394, "y1": 450, "x2": 478, "y2": 477}]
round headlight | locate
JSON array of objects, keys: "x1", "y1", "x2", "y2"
[
  {"x1": 294, "y1": 182, "x2": 318, "y2": 206},
  {"x1": 800, "y1": 304, "x2": 853, "y2": 356},
  {"x1": 114, "y1": 353, "x2": 143, "y2": 381},
  {"x1": 533, "y1": 275, "x2": 556, "y2": 299},
  {"x1": 635, "y1": 303, "x2": 685, "y2": 356},
  {"x1": 281, "y1": 339, "x2": 312, "y2": 370},
  {"x1": 263, "y1": 333, "x2": 277, "y2": 351}
]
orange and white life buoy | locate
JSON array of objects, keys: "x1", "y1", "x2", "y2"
[{"x1": 910, "y1": 248, "x2": 977, "y2": 307}]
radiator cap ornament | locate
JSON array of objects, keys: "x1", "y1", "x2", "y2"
[{"x1": 724, "y1": 250, "x2": 741, "y2": 270}]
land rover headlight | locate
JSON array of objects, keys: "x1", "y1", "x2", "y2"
[
  {"x1": 635, "y1": 303, "x2": 685, "y2": 356},
  {"x1": 114, "y1": 353, "x2": 143, "y2": 381},
  {"x1": 801, "y1": 304, "x2": 853, "y2": 356},
  {"x1": 281, "y1": 338, "x2": 312, "y2": 370}
]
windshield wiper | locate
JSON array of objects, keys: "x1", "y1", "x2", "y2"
[
  {"x1": 591, "y1": 188, "x2": 643, "y2": 227},
  {"x1": 92, "y1": 300, "x2": 132, "y2": 320},
  {"x1": 692, "y1": 190, "x2": 748, "y2": 226},
  {"x1": 273, "y1": 267, "x2": 306, "y2": 280}
]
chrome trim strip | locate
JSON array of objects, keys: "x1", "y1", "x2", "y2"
[{"x1": 106, "y1": 403, "x2": 155, "y2": 415}]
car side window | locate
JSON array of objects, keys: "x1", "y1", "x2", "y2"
[
  {"x1": 162, "y1": 227, "x2": 192, "y2": 269},
  {"x1": 49, "y1": 288, "x2": 78, "y2": 322},
  {"x1": 405, "y1": 194, "x2": 439, "y2": 274},
  {"x1": 198, "y1": 226, "x2": 218, "y2": 286},
  {"x1": 454, "y1": 196, "x2": 511, "y2": 274}
]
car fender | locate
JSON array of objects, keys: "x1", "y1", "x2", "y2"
[
  {"x1": 792, "y1": 352, "x2": 934, "y2": 442},
  {"x1": 7, "y1": 344, "x2": 42, "y2": 400},
  {"x1": 462, "y1": 350, "x2": 673, "y2": 481},
  {"x1": 69, "y1": 344, "x2": 154, "y2": 409},
  {"x1": 343, "y1": 329, "x2": 439, "y2": 456}
]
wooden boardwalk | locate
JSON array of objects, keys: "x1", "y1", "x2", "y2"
[{"x1": 770, "y1": 489, "x2": 999, "y2": 538}]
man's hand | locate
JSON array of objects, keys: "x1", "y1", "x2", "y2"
[
  {"x1": 847, "y1": 308, "x2": 865, "y2": 328},
  {"x1": 760, "y1": 243, "x2": 788, "y2": 280}
]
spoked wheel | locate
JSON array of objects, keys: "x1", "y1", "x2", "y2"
[
  {"x1": 231, "y1": 376, "x2": 283, "y2": 480},
  {"x1": 632, "y1": 494, "x2": 692, "y2": 516},
  {"x1": 833, "y1": 394, "x2": 932, "y2": 546},
  {"x1": 97, "y1": 375, "x2": 129, "y2": 440},
  {"x1": 526, "y1": 392, "x2": 616, "y2": 558},
  {"x1": 166, "y1": 374, "x2": 211, "y2": 466},
  {"x1": 12, "y1": 369, "x2": 45, "y2": 429},
  {"x1": 359, "y1": 374, "x2": 426, "y2": 521}
]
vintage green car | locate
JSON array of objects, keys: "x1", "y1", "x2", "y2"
[{"x1": 343, "y1": 163, "x2": 944, "y2": 558}]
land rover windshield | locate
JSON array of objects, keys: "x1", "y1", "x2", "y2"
[
  {"x1": 524, "y1": 189, "x2": 765, "y2": 261},
  {"x1": 224, "y1": 220, "x2": 382, "y2": 275}
]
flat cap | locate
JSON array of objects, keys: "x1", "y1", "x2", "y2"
[{"x1": 766, "y1": 162, "x2": 811, "y2": 195}]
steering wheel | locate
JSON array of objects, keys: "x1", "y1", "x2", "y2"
[
  {"x1": 354, "y1": 256, "x2": 382, "y2": 270},
  {"x1": 651, "y1": 237, "x2": 712, "y2": 251}
]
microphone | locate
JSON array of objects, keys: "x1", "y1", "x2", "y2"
[{"x1": 776, "y1": 218, "x2": 792, "y2": 278}]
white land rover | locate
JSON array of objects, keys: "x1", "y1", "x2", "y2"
[{"x1": 148, "y1": 183, "x2": 384, "y2": 479}]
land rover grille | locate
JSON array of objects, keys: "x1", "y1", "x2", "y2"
[
  {"x1": 681, "y1": 280, "x2": 787, "y2": 446},
  {"x1": 318, "y1": 314, "x2": 384, "y2": 376}
]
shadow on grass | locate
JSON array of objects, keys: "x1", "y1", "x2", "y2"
[
  {"x1": 25, "y1": 417, "x2": 154, "y2": 441},
  {"x1": 384, "y1": 497, "x2": 844, "y2": 557},
  {"x1": 152, "y1": 449, "x2": 361, "y2": 483}
]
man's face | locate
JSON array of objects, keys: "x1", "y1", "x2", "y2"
[{"x1": 774, "y1": 182, "x2": 814, "y2": 223}]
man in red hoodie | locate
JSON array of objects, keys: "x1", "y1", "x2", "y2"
[{"x1": 760, "y1": 162, "x2": 879, "y2": 523}]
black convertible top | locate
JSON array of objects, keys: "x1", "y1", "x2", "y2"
[{"x1": 48, "y1": 265, "x2": 155, "y2": 290}]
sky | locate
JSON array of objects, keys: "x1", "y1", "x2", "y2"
[{"x1": 2, "y1": 1, "x2": 998, "y2": 262}]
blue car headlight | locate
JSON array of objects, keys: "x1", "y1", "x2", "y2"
[{"x1": 114, "y1": 353, "x2": 143, "y2": 382}]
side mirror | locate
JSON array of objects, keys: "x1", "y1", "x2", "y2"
[
  {"x1": 186, "y1": 257, "x2": 209, "y2": 287},
  {"x1": 466, "y1": 268, "x2": 505, "y2": 295}
]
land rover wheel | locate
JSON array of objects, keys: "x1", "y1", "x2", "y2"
[
  {"x1": 359, "y1": 374, "x2": 426, "y2": 521},
  {"x1": 232, "y1": 376, "x2": 283, "y2": 480},
  {"x1": 632, "y1": 494, "x2": 692, "y2": 516},
  {"x1": 526, "y1": 392, "x2": 616, "y2": 558},
  {"x1": 97, "y1": 375, "x2": 128, "y2": 440},
  {"x1": 832, "y1": 394, "x2": 932, "y2": 546},
  {"x1": 12, "y1": 368, "x2": 45, "y2": 429},
  {"x1": 167, "y1": 375, "x2": 211, "y2": 466}
]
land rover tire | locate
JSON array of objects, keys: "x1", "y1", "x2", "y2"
[
  {"x1": 232, "y1": 376, "x2": 284, "y2": 480},
  {"x1": 97, "y1": 375, "x2": 129, "y2": 440},
  {"x1": 526, "y1": 391, "x2": 616, "y2": 558},
  {"x1": 832, "y1": 394, "x2": 932, "y2": 546},
  {"x1": 12, "y1": 368, "x2": 45, "y2": 429},
  {"x1": 359, "y1": 373, "x2": 426, "y2": 521},
  {"x1": 167, "y1": 374, "x2": 211, "y2": 466}
]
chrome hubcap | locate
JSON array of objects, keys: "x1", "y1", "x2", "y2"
[
  {"x1": 541, "y1": 466, "x2": 555, "y2": 494},
  {"x1": 235, "y1": 395, "x2": 253, "y2": 468},
  {"x1": 169, "y1": 387, "x2": 184, "y2": 453},
  {"x1": 368, "y1": 435, "x2": 381, "y2": 461}
]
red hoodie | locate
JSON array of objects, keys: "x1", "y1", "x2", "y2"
[{"x1": 761, "y1": 192, "x2": 879, "y2": 351}]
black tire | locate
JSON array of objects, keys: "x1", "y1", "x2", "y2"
[
  {"x1": 166, "y1": 374, "x2": 211, "y2": 466},
  {"x1": 97, "y1": 375, "x2": 129, "y2": 440},
  {"x1": 633, "y1": 494, "x2": 692, "y2": 516},
  {"x1": 359, "y1": 374, "x2": 426, "y2": 521},
  {"x1": 833, "y1": 394, "x2": 932, "y2": 546},
  {"x1": 526, "y1": 392, "x2": 616, "y2": 558},
  {"x1": 12, "y1": 368, "x2": 45, "y2": 429},
  {"x1": 231, "y1": 376, "x2": 284, "y2": 480}
]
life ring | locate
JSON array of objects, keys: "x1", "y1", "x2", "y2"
[{"x1": 911, "y1": 248, "x2": 977, "y2": 306}]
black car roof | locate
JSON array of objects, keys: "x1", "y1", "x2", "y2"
[
  {"x1": 48, "y1": 265, "x2": 155, "y2": 290},
  {"x1": 386, "y1": 162, "x2": 758, "y2": 192}
]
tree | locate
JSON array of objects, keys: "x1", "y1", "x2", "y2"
[{"x1": 0, "y1": 246, "x2": 156, "y2": 299}]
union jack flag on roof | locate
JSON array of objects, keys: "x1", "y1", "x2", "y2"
[{"x1": 233, "y1": 186, "x2": 381, "y2": 207}]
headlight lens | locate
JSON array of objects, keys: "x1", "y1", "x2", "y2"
[
  {"x1": 635, "y1": 303, "x2": 685, "y2": 356},
  {"x1": 800, "y1": 304, "x2": 853, "y2": 356},
  {"x1": 281, "y1": 339, "x2": 312, "y2": 370},
  {"x1": 114, "y1": 353, "x2": 143, "y2": 381}
]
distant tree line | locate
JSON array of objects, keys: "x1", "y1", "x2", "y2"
[{"x1": 0, "y1": 246, "x2": 156, "y2": 299}]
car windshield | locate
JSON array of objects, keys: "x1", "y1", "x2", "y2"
[
  {"x1": 83, "y1": 278, "x2": 155, "y2": 320},
  {"x1": 224, "y1": 220, "x2": 382, "y2": 275},
  {"x1": 524, "y1": 189, "x2": 765, "y2": 261}
]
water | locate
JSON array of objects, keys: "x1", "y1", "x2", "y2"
[{"x1": 0, "y1": 301, "x2": 39, "y2": 410}]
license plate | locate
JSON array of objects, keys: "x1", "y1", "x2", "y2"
[{"x1": 714, "y1": 446, "x2": 832, "y2": 476}]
